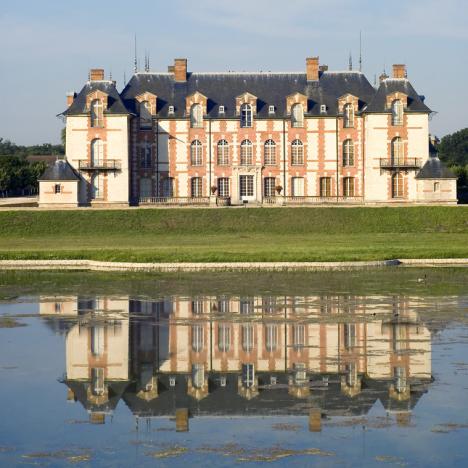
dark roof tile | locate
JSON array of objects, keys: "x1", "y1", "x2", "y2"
[{"x1": 39, "y1": 159, "x2": 80, "y2": 181}]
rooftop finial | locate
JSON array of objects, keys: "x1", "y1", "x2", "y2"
[
  {"x1": 348, "y1": 52, "x2": 353, "y2": 71},
  {"x1": 359, "y1": 30, "x2": 362, "y2": 72},
  {"x1": 134, "y1": 34, "x2": 138, "y2": 73}
]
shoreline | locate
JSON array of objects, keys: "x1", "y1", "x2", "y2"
[{"x1": 0, "y1": 258, "x2": 466, "y2": 272}]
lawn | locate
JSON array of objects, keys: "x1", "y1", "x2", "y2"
[{"x1": 0, "y1": 207, "x2": 466, "y2": 262}]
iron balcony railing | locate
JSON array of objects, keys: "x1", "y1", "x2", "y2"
[
  {"x1": 78, "y1": 160, "x2": 121, "y2": 171},
  {"x1": 379, "y1": 158, "x2": 421, "y2": 169},
  {"x1": 139, "y1": 196, "x2": 210, "y2": 206}
]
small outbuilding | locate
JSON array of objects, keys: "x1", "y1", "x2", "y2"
[{"x1": 38, "y1": 159, "x2": 80, "y2": 208}]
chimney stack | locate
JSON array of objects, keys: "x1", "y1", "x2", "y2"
[
  {"x1": 174, "y1": 59, "x2": 187, "y2": 82},
  {"x1": 66, "y1": 92, "x2": 75, "y2": 107},
  {"x1": 306, "y1": 57, "x2": 319, "y2": 81},
  {"x1": 392, "y1": 64, "x2": 406, "y2": 79},
  {"x1": 90, "y1": 68, "x2": 105, "y2": 81}
]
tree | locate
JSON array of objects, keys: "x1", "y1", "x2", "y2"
[{"x1": 438, "y1": 128, "x2": 468, "y2": 167}]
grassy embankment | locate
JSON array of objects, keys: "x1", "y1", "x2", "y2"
[{"x1": 0, "y1": 207, "x2": 466, "y2": 263}]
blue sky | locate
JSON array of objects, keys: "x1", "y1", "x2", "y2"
[{"x1": 1, "y1": 0, "x2": 467, "y2": 145}]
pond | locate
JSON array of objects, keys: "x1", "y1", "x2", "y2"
[{"x1": 0, "y1": 269, "x2": 468, "y2": 467}]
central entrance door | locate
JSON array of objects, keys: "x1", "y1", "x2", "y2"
[{"x1": 239, "y1": 175, "x2": 255, "y2": 202}]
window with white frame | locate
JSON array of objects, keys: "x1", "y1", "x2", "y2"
[
  {"x1": 239, "y1": 298, "x2": 254, "y2": 314},
  {"x1": 392, "y1": 173, "x2": 404, "y2": 198},
  {"x1": 264, "y1": 139, "x2": 276, "y2": 165},
  {"x1": 91, "y1": 138, "x2": 104, "y2": 166},
  {"x1": 291, "y1": 139, "x2": 304, "y2": 165},
  {"x1": 91, "y1": 368, "x2": 105, "y2": 396},
  {"x1": 190, "y1": 103, "x2": 203, "y2": 128},
  {"x1": 343, "y1": 177, "x2": 355, "y2": 197},
  {"x1": 268, "y1": 105, "x2": 275, "y2": 114},
  {"x1": 240, "y1": 139, "x2": 253, "y2": 165},
  {"x1": 342, "y1": 139, "x2": 354, "y2": 166},
  {"x1": 90, "y1": 99, "x2": 104, "y2": 127},
  {"x1": 91, "y1": 326, "x2": 105, "y2": 356},
  {"x1": 218, "y1": 105, "x2": 225, "y2": 114},
  {"x1": 294, "y1": 363, "x2": 307, "y2": 384},
  {"x1": 392, "y1": 99, "x2": 403, "y2": 126},
  {"x1": 217, "y1": 140, "x2": 229, "y2": 165},
  {"x1": 168, "y1": 105, "x2": 175, "y2": 114},
  {"x1": 91, "y1": 173, "x2": 103, "y2": 199},
  {"x1": 192, "y1": 364, "x2": 205, "y2": 388},
  {"x1": 241, "y1": 324, "x2": 254, "y2": 352},
  {"x1": 140, "y1": 100, "x2": 152, "y2": 129},
  {"x1": 291, "y1": 177, "x2": 304, "y2": 196},
  {"x1": 344, "y1": 323, "x2": 356, "y2": 349},
  {"x1": 54, "y1": 184, "x2": 61, "y2": 194},
  {"x1": 191, "y1": 325, "x2": 204, "y2": 352},
  {"x1": 240, "y1": 103, "x2": 253, "y2": 128},
  {"x1": 191, "y1": 299, "x2": 204, "y2": 315},
  {"x1": 190, "y1": 140, "x2": 203, "y2": 166},
  {"x1": 218, "y1": 297, "x2": 230, "y2": 314},
  {"x1": 391, "y1": 137, "x2": 404, "y2": 164},
  {"x1": 293, "y1": 324, "x2": 305, "y2": 350},
  {"x1": 265, "y1": 324, "x2": 278, "y2": 352},
  {"x1": 191, "y1": 177, "x2": 202, "y2": 197},
  {"x1": 264, "y1": 177, "x2": 276, "y2": 197},
  {"x1": 242, "y1": 363, "x2": 255, "y2": 387},
  {"x1": 291, "y1": 103, "x2": 304, "y2": 128},
  {"x1": 218, "y1": 323, "x2": 231, "y2": 352},
  {"x1": 139, "y1": 143, "x2": 152, "y2": 168},
  {"x1": 320, "y1": 177, "x2": 332, "y2": 197},
  {"x1": 217, "y1": 177, "x2": 230, "y2": 197},
  {"x1": 343, "y1": 103, "x2": 354, "y2": 128}
]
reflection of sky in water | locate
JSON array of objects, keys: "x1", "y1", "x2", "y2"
[{"x1": 0, "y1": 294, "x2": 468, "y2": 467}]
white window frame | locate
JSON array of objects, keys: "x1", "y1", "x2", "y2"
[
  {"x1": 264, "y1": 177, "x2": 276, "y2": 197},
  {"x1": 264, "y1": 139, "x2": 276, "y2": 165},
  {"x1": 291, "y1": 139, "x2": 304, "y2": 165},
  {"x1": 291, "y1": 177, "x2": 304, "y2": 196},
  {"x1": 392, "y1": 100, "x2": 403, "y2": 126},
  {"x1": 240, "y1": 103, "x2": 253, "y2": 128},
  {"x1": 240, "y1": 139, "x2": 253, "y2": 165},
  {"x1": 91, "y1": 139, "x2": 104, "y2": 166},
  {"x1": 343, "y1": 177, "x2": 355, "y2": 197},
  {"x1": 217, "y1": 140, "x2": 229, "y2": 165},
  {"x1": 217, "y1": 177, "x2": 230, "y2": 197},
  {"x1": 343, "y1": 139, "x2": 354, "y2": 166},
  {"x1": 291, "y1": 103, "x2": 304, "y2": 128},
  {"x1": 190, "y1": 103, "x2": 203, "y2": 128},
  {"x1": 191, "y1": 325, "x2": 204, "y2": 352},
  {"x1": 191, "y1": 177, "x2": 203, "y2": 197},
  {"x1": 218, "y1": 323, "x2": 231, "y2": 352},
  {"x1": 190, "y1": 140, "x2": 203, "y2": 166},
  {"x1": 268, "y1": 105, "x2": 275, "y2": 114},
  {"x1": 90, "y1": 99, "x2": 104, "y2": 128},
  {"x1": 140, "y1": 100, "x2": 152, "y2": 129},
  {"x1": 343, "y1": 103, "x2": 354, "y2": 128}
]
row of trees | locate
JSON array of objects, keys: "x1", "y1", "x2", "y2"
[
  {"x1": 438, "y1": 128, "x2": 468, "y2": 187},
  {"x1": 0, "y1": 137, "x2": 64, "y2": 197}
]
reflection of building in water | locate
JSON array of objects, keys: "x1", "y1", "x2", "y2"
[{"x1": 45, "y1": 295, "x2": 433, "y2": 429}]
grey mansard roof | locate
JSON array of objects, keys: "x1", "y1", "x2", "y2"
[
  {"x1": 415, "y1": 156, "x2": 457, "y2": 179},
  {"x1": 38, "y1": 159, "x2": 80, "y2": 181}
]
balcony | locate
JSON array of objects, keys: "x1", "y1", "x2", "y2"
[
  {"x1": 78, "y1": 160, "x2": 121, "y2": 171},
  {"x1": 379, "y1": 158, "x2": 421, "y2": 170}
]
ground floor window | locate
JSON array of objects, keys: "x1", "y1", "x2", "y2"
[
  {"x1": 320, "y1": 177, "x2": 331, "y2": 197},
  {"x1": 242, "y1": 363, "x2": 255, "y2": 387},
  {"x1": 217, "y1": 177, "x2": 230, "y2": 197},
  {"x1": 343, "y1": 177, "x2": 355, "y2": 197},
  {"x1": 162, "y1": 177, "x2": 174, "y2": 197},
  {"x1": 291, "y1": 177, "x2": 304, "y2": 196},
  {"x1": 54, "y1": 184, "x2": 61, "y2": 194},
  {"x1": 91, "y1": 174, "x2": 104, "y2": 200},
  {"x1": 263, "y1": 177, "x2": 276, "y2": 197},
  {"x1": 192, "y1": 364, "x2": 205, "y2": 389},
  {"x1": 139, "y1": 177, "x2": 152, "y2": 198},
  {"x1": 191, "y1": 177, "x2": 202, "y2": 197},
  {"x1": 392, "y1": 173, "x2": 404, "y2": 198},
  {"x1": 240, "y1": 175, "x2": 254, "y2": 198}
]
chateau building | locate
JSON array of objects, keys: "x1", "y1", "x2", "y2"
[{"x1": 39, "y1": 57, "x2": 457, "y2": 207}]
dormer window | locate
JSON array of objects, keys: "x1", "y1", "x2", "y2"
[
  {"x1": 291, "y1": 103, "x2": 304, "y2": 128},
  {"x1": 219, "y1": 105, "x2": 225, "y2": 114},
  {"x1": 140, "y1": 101, "x2": 152, "y2": 129},
  {"x1": 343, "y1": 103, "x2": 354, "y2": 128},
  {"x1": 392, "y1": 99, "x2": 403, "y2": 126},
  {"x1": 268, "y1": 105, "x2": 275, "y2": 114},
  {"x1": 240, "y1": 104, "x2": 253, "y2": 128},
  {"x1": 90, "y1": 99, "x2": 104, "y2": 128},
  {"x1": 190, "y1": 103, "x2": 203, "y2": 128},
  {"x1": 168, "y1": 105, "x2": 175, "y2": 115},
  {"x1": 320, "y1": 104, "x2": 327, "y2": 113}
]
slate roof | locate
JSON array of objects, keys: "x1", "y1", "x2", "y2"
[
  {"x1": 366, "y1": 78, "x2": 431, "y2": 113},
  {"x1": 62, "y1": 81, "x2": 130, "y2": 116},
  {"x1": 415, "y1": 156, "x2": 457, "y2": 179},
  {"x1": 38, "y1": 159, "x2": 80, "y2": 181}
]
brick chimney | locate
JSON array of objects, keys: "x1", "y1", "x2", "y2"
[
  {"x1": 90, "y1": 68, "x2": 105, "y2": 81},
  {"x1": 306, "y1": 57, "x2": 319, "y2": 81},
  {"x1": 174, "y1": 59, "x2": 187, "y2": 82},
  {"x1": 392, "y1": 64, "x2": 406, "y2": 79},
  {"x1": 66, "y1": 92, "x2": 75, "y2": 107}
]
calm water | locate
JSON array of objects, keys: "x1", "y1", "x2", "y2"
[{"x1": 1, "y1": 270, "x2": 468, "y2": 467}]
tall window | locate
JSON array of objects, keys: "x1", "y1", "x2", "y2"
[
  {"x1": 140, "y1": 101, "x2": 152, "y2": 129},
  {"x1": 162, "y1": 177, "x2": 174, "y2": 197},
  {"x1": 191, "y1": 299, "x2": 204, "y2": 315},
  {"x1": 264, "y1": 177, "x2": 276, "y2": 197},
  {"x1": 91, "y1": 139, "x2": 103, "y2": 166},
  {"x1": 392, "y1": 173, "x2": 403, "y2": 198},
  {"x1": 343, "y1": 177, "x2": 355, "y2": 197},
  {"x1": 190, "y1": 103, "x2": 203, "y2": 128},
  {"x1": 139, "y1": 143, "x2": 152, "y2": 168},
  {"x1": 392, "y1": 100, "x2": 403, "y2": 126},
  {"x1": 265, "y1": 324, "x2": 278, "y2": 352},
  {"x1": 91, "y1": 368, "x2": 105, "y2": 396},
  {"x1": 217, "y1": 140, "x2": 229, "y2": 165},
  {"x1": 192, "y1": 364, "x2": 205, "y2": 388},
  {"x1": 217, "y1": 178, "x2": 230, "y2": 197},
  {"x1": 391, "y1": 137, "x2": 404, "y2": 165},
  {"x1": 190, "y1": 140, "x2": 202, "y2": 166},
  {"x1": 291, "y1": 139, "x2": 304, "y2": 165},
  {"x1": 242, "y1": 364, "x2": 255, "y2": 388},
  {"x1": 344, "y1": 323, "x2": 356, "y2": 350},
  {"x1": 91, "y1": 326, "x2": 104, "y2": 356},
  {"x1": 240, "y1": 139, "x2": 253, "y2": 165},
  {"x1": 343, "y1": 103, "x2": 354, "y2": 128},
  {"x1": 264, "y1": 139, "x2": 276, "y2": 165},
  {"x1": 293, "y1": 324, "x2": 305, "y2": 350},
  {"x1": 320, "y1": 177, "x2": 332, "y2": 197},
  {"x1": 242, "y1": 324, "x2": 254, "y2": 352},
  {"x1": 139, "y1": 177, "x2": 152, "y2": 198},
  {"x1": 90, "y1": 99, "x2": 103, "y2": 127},
  {"x1": 191, "y1": 325, "x2": 204, "y2": 352},
  {"x1": 239, "y1": 298, "x2": 254, "y2": 314},
  {"x1": 91, "y1": 173, "x2": 103, "y2": 200},
  {"x1": 343, "y1": 139, "x2": 354, "y2": 166},
  {"x1": 291, "y1": 177, "x2": 304, "y2": 196},
  {"x1": 191, "y1": 177, "x2": 202, "y2": 197},
  {"x1": 240, "y1": 103, "x2": 253, "y2": 128},
  {"x1": 291, "y1": 103, "x2": 304, "y2": 128},
  {"x1": 218, "y1": 324, "x2": 231, "y2": 352}
]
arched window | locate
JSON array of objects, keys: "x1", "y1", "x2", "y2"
[
  {"x1": 391, "y1": 137, "x2": 404, "y2": 165},
  {"x1": 240, "y1": 139, "x2": 253, "y2": 165},
  {"x1": 264, "y1": 139, "x2": 276, "y2": 165},
  {"x1": 140, "y1": 101, "x2": 152, "y2": 129},
  {"x1": 90, "y1": 139, "x2": 103, "y2": 166},
  {"x1": 240, "y1": 103, "x2": 252, "y2": 128},
  {"x1": 343, "y1": 103, "x2": 354, "y2": 128},
  {"x1": 343, "y1": 139, "x2": 354, "y2": 166},
  {"x1": 90, "y1": 99, "x2": 103, "y2": 127},
  {"x1": 392, "y1": 100, "x2": 403, "y2": 126},
  {"x1": 191, "y1": 177, "x2": 202, "y2": 197},
  {"x1": 190, "y1": 103, "x2": 203, "y2": 128},
  {"x1": 190, "y1": 140, "x2": 202, "y2": 166},
  {"x1": 291, "y1": 139, "x2": 304, "y2": 165},
  {"x1": 291, "y1": 103, "x2": 304, "y2": 128},
  {"x1": 217, "y1": 140, "x2": 229, "y2": 165},
  {"x1": 392, "y1": 173, "x2": 403, "y2": 198}
]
